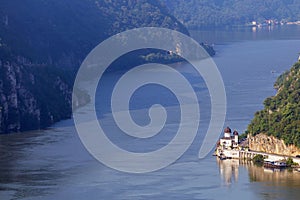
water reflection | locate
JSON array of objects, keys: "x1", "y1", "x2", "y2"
[
  {"x1": 248, "y1": 164, "x2": 300, "y2": 200},
  {"x1": 248, "y1": 164, "x2": 300, "y2": 187},
  {"x1": 217, "y1": 158, "x2": 300, "y2": 200},
  {"x1": 217, "y1": 158, "x2": 239, "y2": 185},
  {"x1": 218, "y1": 157, "x2": 300, "y2": 186},
  {"x1": 0, "y1": 125, "x2": 84, "y2": 199}
]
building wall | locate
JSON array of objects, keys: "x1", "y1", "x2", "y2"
[
  {"x1": 223, "y1": 150, "x2": 240, "y2": 158},
  {"x1": 220, "y1": 138, "x2": 232, "y2": 148}
]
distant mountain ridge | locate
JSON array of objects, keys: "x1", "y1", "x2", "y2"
[
  {"x1": 0, "y1": 0, "x2": 189, "y2": 67},
  {"x1": 0, "y1": 0, "x2": 191, "y2": 133},
  {"x1": 161, "y1": 0, "x2": 300, "y2": 28}
]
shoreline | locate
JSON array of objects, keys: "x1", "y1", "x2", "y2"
[{"x1": 216, "y1": 148, "x2": 300, "y2": 166}]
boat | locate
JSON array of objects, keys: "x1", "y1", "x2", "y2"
[{"x1": 263, "y1": 160, "x2": 287, "y2": 168}]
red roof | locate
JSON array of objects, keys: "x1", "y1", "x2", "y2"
[{"x1": 224, "y1": 127, "x2": 231, "y2": 133}]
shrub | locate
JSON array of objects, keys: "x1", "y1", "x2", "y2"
[
  {"x1": 252, "y1": 154, "x2": 264, "y2": 164},
  {"x1": 286, "y1": 157, "x2": 298, "y2": 167}
]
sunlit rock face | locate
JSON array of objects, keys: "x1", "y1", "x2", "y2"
[{"x1": 249, "y1": 133, "x2": 300, "y2": 156}]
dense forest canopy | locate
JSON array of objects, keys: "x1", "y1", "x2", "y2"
[
  {"x1": 247, "y1": 61, "x2": 300, "y2": 148},
  {"x1": 0, "y1": 0, "x2": 189, "y2": 66},
  {"x1": 162, "y1": 0, "x2": 300, "y2": 28}
]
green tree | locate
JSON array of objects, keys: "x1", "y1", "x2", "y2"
[
  {"x1": 252, "y1": 154, "x2": 264, "y2": 164},
  {"x1": 247, "y1": 62, "x2": 300, "y2": 148}
]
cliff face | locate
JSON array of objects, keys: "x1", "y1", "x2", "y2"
[
  {"x1": 0, "y1": 58, "x2": 72, "y2": 133},
  {"x1": 249, "y1": 133, "x2": 300, "y2": 156},
  {"x1": 0, "y1": 0, "x2": 191, "y2": 133}
]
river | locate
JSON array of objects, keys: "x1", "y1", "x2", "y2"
[{"x1": 1, "y1": 25, "x2": 300, "y2": 200}]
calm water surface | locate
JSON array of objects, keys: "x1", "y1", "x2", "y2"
[{"x1": 1, "y1": 25, "x2": 300, "y2": 200}]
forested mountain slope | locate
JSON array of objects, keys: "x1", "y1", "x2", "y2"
[
  {"x1": 162, "y1": 0, "x2": 300, "y2": 28},
  {"x1": 0, "y1": 0, "x2": 189, "y2": 133},
  {"x1": 248, "y1": 61, "x2": 300, "y2": 148}
]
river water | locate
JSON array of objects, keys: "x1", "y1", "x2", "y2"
[{"x1": 1, "y1": 25, "x2": 300, "y2": 200}]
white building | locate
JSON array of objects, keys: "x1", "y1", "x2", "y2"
[{"x1": 219, "y1": 127, "x2": 239, "y2": 149}]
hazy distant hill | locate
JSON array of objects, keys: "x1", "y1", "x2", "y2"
[
  {"x1": 0, "y1": 0, "x2": 190, "y2": 66},
  {"x1": 247, "y1": 61, "x2": 300, "y2": 148},
  {"x1": 161, "y1": 0, "x2": 300, "y2": 28},
  {"x1": 0, "y1": 0, "x2": 189, "y2": 133}
]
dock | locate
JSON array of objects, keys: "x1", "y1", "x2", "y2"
[{"x1": 217, "y1": 149, "x2": 300, "y2": 165}]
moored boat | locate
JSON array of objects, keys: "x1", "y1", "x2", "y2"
[{"x1": 263, "y1": 160, "x2": 287, "y2": 168}]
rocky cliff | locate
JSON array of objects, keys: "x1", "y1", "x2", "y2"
[
  {"x1": 0, "y1": 0, "x2": 193, "y2": 133},
  {"x1": 0, "y1": 57, "x2": 73, "y2": 133},
  {"x1": 248, "y1": 133, "x2": 300, "y2": 156}
]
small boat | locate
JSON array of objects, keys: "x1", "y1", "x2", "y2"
[
  {"x1": 263, "y1": 160, "x2": 287, "y2": 168},
  {"x1": 273, "y1": 161, "x2": 287, "y2": 168}
]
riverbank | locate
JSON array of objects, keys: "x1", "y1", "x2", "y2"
[
  {"x1": 215, "y1": 127, "x2": 300, "y2": 166},
  {"x1": 216, "y1": 147, "x2": 300, "y2": 166}
]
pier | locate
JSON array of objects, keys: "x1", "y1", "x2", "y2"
[
  {"x1": 239, "y1": 150, "x2": 300, "y2": 165},
  {"x1": 217, "y1": 148, "x2": 300, "y2": 165}
]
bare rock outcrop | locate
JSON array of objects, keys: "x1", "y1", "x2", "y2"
[
  {"x1": 0, "y1": 58, "x2": 72, "y2": 133},
  {"x1": 249, "y1": 133, "x2": 300, "y2": 156}
]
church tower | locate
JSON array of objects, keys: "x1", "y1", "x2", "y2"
[{"x1": 224, "y1": 127, "x2": 231, "y2": 138}]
